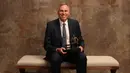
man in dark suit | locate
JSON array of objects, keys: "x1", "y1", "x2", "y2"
[{"x1": 44, "y1": 3, "x2": 87, "y2": 73}]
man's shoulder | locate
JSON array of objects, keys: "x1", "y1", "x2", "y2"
[
  {"x1": 46, "y1": 19, "x2": 59, "y2": 28},
  {"x1": 68, "y1": 18, "x2": 79, "y2": 23}
]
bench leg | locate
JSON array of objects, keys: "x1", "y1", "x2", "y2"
[
  {"x1": 110, "y1": 69, "x2": 117, "y2": 73},
  {"x1": 19, "y1": 68, "x2": 25, "y2": 73}
]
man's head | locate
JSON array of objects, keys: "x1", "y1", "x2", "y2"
[{"x1": 58, "y1": 3, "x2": 70, "y2": 22}]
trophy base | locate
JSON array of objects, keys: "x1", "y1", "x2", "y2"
[
  {"x1": 63, "y1": 46, "x2": 71, "y2": 52},
  {"x1": 63, "y1": 49, "x2": 70, "y2": 52},
  {"x1": 63, "y1": 46, "x2": 80, "y2": 53}
]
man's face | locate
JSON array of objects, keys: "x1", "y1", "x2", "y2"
[{"x1": 58, "y1": 5, "x2": 70, "y2": 22}]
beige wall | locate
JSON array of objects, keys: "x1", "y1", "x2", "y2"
[{"x1": 0, "y1": 0, "x2": 129, "y2": 73}]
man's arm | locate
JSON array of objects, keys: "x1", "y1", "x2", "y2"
[
  {"x1": 44, "y1": 22, "x2": 57, "y2": 52},
  {"x1": 75, "y1": 20, "x2": 85, "y2": 51}
]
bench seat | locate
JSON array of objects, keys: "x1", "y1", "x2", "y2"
[{"x1": 16, "y1": 55, "x2": 119, "y2": 73}]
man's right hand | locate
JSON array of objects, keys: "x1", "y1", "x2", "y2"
[{"x1": 56, "y1": 47, "x2": 67, "y2": 54}]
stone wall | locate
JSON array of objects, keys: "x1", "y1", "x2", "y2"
[{"x1": 0, "y1": 0, "x2": 130, "y2": 73}]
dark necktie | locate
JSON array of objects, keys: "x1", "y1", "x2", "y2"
[{"x1": 62, "y1": 23, "x2": 66, "y2": 48}]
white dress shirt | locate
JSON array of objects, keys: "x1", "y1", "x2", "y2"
[{"x1": 59, "y1": 19, "x2": 70, "y2": 45}]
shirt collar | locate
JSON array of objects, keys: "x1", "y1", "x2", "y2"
[{"x1": 59, "y1": 19, "x2": 68, "y2": 26}]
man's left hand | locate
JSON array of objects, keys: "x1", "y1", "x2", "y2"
[{"x1": 79, "y1": 46, "x2": 84, "y2": 52}]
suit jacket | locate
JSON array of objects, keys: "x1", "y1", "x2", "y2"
[{"x1": 44, "y1": 18, "x2": 84, "y2": 57}]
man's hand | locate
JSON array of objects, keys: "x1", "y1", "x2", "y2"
[
  {"x1": 56, "y1": 47, "x2": 67, "y2": 54},
  {"x1": 79, "y1": 46, "x2": 84, "y2": 52}
]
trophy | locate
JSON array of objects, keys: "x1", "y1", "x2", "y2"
[
  {"x1": 64, "y1": 35, "x2": 80, "y2": 53},
  {"x1": 71, "y1": 35, "x2": 79, "y2": 47}
]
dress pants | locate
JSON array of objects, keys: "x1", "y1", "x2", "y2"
[{"x1": 47, "y1": 52, "x2": 87, "y2": 73}]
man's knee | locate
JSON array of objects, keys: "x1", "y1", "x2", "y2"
[
  {"x1": 51, "y1": 52, "x2": 62, "y2": 63},
  {"x1": 79, "y1": 52, "x2": 87, "y2": 61}
]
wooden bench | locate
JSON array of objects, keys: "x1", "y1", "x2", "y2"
[{"x1": 16, "y1": 55, "x2": 119, "y2": 73}]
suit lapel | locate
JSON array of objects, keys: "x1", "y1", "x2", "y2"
[
  {"x1": 55, "y1": 19, "x2": 62, "y2": 43},
  {"x1": 68, "y1": 18, "x2": 73, "y2": 41}
]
